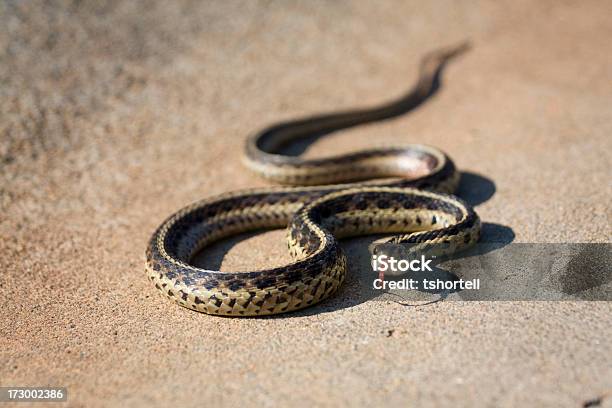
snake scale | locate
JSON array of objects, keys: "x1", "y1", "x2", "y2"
[{"x1": 145, "y1": 44, "x2": 481, "y2": 316}]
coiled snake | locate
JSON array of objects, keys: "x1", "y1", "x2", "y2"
[{"x1": 145, "y1": 44, "x2": 481, "y2": 316}]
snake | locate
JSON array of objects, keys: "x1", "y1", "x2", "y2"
[{"x1": 145, "y1": 43, "x2": 481, "y2": 316}]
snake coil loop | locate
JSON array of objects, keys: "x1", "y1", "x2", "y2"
[{"x1": 145, "y1": 44, "x2": 480, "y2": 316}]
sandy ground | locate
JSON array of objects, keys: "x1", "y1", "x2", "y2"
[{"x1": 1, "y1": 1, "x2": 611, "y2": 407}]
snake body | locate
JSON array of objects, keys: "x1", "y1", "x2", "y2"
[{"x1": 145, "y1": 44, "x2": 481, "y2": 316}]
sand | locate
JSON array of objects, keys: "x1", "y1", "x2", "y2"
[{"x1": 1, "y1": 1, "x2": 611, "y2": 407}]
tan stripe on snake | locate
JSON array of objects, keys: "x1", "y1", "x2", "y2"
[{"x1": 145, "y1": 44, "x2": 481, "y2": 316}]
